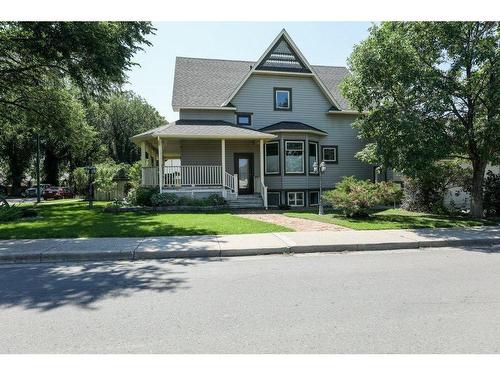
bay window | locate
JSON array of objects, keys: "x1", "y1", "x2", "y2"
[
  {"x1": 308, "y1": 141, "x2": 318, "y2": 174},
  {"x1": 265, "y1": 141, "x2": 280, "y2": 174},
  {"x1": 285, "y1": 141, "x2": 304, "y2": 174}
]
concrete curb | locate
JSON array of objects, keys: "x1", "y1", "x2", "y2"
[{"x1": 0, "y1": 236, "x2": 499, "y2": 264}]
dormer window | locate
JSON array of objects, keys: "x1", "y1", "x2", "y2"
[
  {"x1": 236, "y1": 113, "x2": 252, "y2": 126},
  {"x1": 274, "y1": 88, "x2": 292, "y2": 111}
]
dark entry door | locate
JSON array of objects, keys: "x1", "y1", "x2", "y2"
[{"x1": 234, "y1": 153, "x2": 254, "y2": 195}]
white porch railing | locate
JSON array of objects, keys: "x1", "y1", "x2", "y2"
[
  {"x1": 142, "y1": 165, "x2": 239, "y2": 195},
  {"x1": 260, "y1": 178, "x2": 268, "y2": 209},
  {"x1": 165, "y1": 165, "x2": 222, "y2": 187},
  {"x1": 224, "y1": 171, "x2": 235, "y2": 191}
]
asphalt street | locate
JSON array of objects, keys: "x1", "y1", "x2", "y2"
[{"x1": 0, "y1": 245, "x2": 499, "y2": 353}]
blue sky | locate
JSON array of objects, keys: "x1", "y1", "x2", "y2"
[{"x1": 126, "y1": 22, "x2": 373, "y2": 121}]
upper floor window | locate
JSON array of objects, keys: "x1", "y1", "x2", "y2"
[
  {"x1": 236, "y1": 113, "x2": 252, "y2": 126},
  {"x1": 274, "y1": 88, "x2": 292, "y2": 111}
]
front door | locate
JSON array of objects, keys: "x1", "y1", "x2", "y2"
[{"x1": 234, "y1": 153, "x2": 254, "y2": 195}]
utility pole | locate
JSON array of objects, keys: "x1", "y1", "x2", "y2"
[{"x1": 36, "y1": 134, "x2": 41, "y2": 203}]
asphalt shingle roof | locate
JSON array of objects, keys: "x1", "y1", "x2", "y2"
[
  {"x1": 131, "y1": 120, "x2": 276, "y2": 142},
  {"x1": 172, "y1": 57, "x2": 352, "y2": 111},
  {"x1": 260, "y1": 121, "x2": 328, "y2": 135}
]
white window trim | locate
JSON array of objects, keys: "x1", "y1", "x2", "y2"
[
  {"x1": 275, "y1": 90, "x2": 290, "y2": 109},
  {"x1": 287, "y1": 191, "x2": 305, "y2": 207},
  {"x1": 267, "y1": 191, "x2": 281, "y2": 207},
  {"x1": 285, "y1": 141, "x2": 304, "y2": 174},
  {"x1": 309, "y1": 191, "x2": 320, "y2": 206},
  {"x1": 308, "y1": 142, "x2": 319, "y2": 174},
  {"x1": 265, "y1": 141, "x2": 280, "y2": 175},
  {"x1": 322, "y1": 146, "x2": 337, "y2": 163}
]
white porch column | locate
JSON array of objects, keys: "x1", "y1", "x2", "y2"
[
  {"x1": 221, "y1": 139, "x2": 226, "y2": 187},
  {"x1": 259, "y1": 139, "x2": 265, "y2": 187},
  {"x1": 158, "y1": 137, "x2": 163, "y2": 191},
  {"x1": 140, "y1": 141, "x2": 146, "y2": 185},
  {"x1": 260, "y1": 139, "x2": 267, "y2": 209},
  {"x1": 140, "y1": 141, "x2": 146, "y2": 166}
]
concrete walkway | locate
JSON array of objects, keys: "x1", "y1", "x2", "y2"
[{"x1": 0, "y1": 226, "x2": 499, "y2": 264}]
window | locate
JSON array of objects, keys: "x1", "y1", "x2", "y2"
[
  {"x1": 236, "y1": 113, "x2": 252, "y2": 126},
  {"x1": 287, "y1": 191, "x2": 304, "y2": 207},
  {"x1": 308, "y1": 142, "x2": 318, "y2": 174},
  {"x1": 309, "y1": 191, "x2": 319, "y2": 206},
  {"x1": 322, "y1": 145, "x2": 338, "y2": 163},
  {"x1": 267, "y1": 192, "x2": 281, "y2": 207},
  {"x1": 265, "y1": 142, "x2": 280, "y2": 174},
  {"x1": 274, "y1": 88, "x2": 292, "y2": 111},
  {"x1": 285, "y1": 141, "x2": 304, "y2": 174}
]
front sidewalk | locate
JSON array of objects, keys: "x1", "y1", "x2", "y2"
[{"x1": 1, "y1": 226, "x2": 499, "y2": 264}]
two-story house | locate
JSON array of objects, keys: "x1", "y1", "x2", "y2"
[{"x1": 132, "y1": 29, "x2": 373, "y2": 208}]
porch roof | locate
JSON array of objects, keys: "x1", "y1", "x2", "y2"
[{"x1": 131, "y1": 120, "x2": 277, "y2": 143}]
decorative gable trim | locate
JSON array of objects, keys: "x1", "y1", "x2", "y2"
[
  {"x1": 256, "y1": 35, "x2": 311, "y2": 73},
  {"x1": 222, "y1": 29, "x2": 342, "y2": 110}
]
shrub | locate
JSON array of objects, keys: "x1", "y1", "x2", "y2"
[
  {"x1": 401, "y1": 160, "x2": 471, "y2": 214},
  {"x1": 401, "y1": 178, "x2": 447, "y2": 214},
  {"x1": 377, "y1": 181, "x2": 403, "y2": 206},
  {"x1": 0, "y1": 204, "x2": 37, "y2": 222},
  {"x1": 484, "y1": 170, "x2": 500, "y2": 217},
  {"x1": 323, "y1": 176, "x2": 400, "y2": 218},
  {"x1": 206, "y1": 193, "x2": 225, "y2": 206},
  {"x1": 151, "y1": 193, "x2": 179, "y2": 207},
  {"x1": 132, "y1": 186, "x2": 157, "y2": 206}
]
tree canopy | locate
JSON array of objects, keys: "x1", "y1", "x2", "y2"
[
  {"x1": 87, "y1": 91, "x2": 165, "y2": 164},
  {"x1": 342, "y1": 22, "x2": 499, "y2": 217},
  {"x1": 0, "y1": 22, "x2": 154, "y2": 114},
  {"x1": 0, "y1": 22, "x2": 159, "y2": 192}
]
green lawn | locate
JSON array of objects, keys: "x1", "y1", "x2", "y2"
[
  {"x1": 284, "y1": 208, "x2": 499, "y2": 230},
  {"x1": 0, "y1": 199, "x2": 291, "y2": 239}
]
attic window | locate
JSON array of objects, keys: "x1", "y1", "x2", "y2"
[{"x1": 256, "y1": 36, "x2": 311, "y2": 73}]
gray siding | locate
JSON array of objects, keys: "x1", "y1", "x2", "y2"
[
  {"x1": 180, "y1": 139, "x2": 261, "y2": 178},
  {"x1": 231, "y1": 74, "x2": 372, "y2": 190},
  {"x1": 179, "y1": 109, "x2": 235, "y2": 122},
  {"x1": 178, "y1": 74, "x2": 373, "y2": 194}
]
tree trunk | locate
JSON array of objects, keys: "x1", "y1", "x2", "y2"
[
  {"x1": 470, "y1": 159, "x2": 487, "y2": 218},
  {"x1": 43, "y1": 148, "x2": 60, "y2": 186}
]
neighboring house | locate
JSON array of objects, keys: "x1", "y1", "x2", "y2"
[
  {"x1": 444, "y1": 164, "x2": 499, "y2": 211},
  {"x1": 132, "y1": 29, "x2": 373, "y2": 208}
]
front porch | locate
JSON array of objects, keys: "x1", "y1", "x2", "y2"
[
  {"x1": 140, "y1": 164, "x2": 238, "y2": 199},
  {"x1": 132, "y1": 120, "x2": 277, "y2": 208}
]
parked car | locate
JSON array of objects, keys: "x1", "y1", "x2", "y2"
[
  {"x1": 24, "y1": 184, "x2": 51, "y2": 198},
  {"x1": 42, "y1": 187, "x2": 74, "y2": 200}
]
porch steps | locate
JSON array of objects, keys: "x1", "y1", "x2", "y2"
[{"x1": 227, "y1": 194, "x2": 264, "y2": 209}]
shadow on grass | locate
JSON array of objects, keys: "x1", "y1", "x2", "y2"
[{"x1": 0, "y1": 258, "x2": 223, "y2": 311}]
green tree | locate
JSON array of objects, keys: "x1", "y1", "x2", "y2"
[
  {"x1": 87, "y1": 91, "x2": 165, "y2": 164},
  {"x1": 0, "y1": 22, "x2": 154, "y2": 190},
  {"x1": 342, "y1": 22, "x2": 499, "y2": 217},
  {"x1": 0, "y1": 22, "x2": 154, "y2": 114}
]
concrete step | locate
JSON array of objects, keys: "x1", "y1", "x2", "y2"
[{"x1": 227, "y1": 195, "x2": 264, "y2": 209}]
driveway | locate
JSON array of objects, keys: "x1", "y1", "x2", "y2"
[{"x1": 0, "y1": 245, "x2": 499, "y2": 353}]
